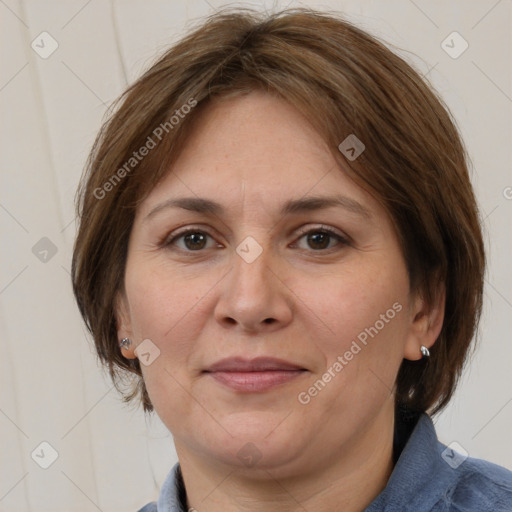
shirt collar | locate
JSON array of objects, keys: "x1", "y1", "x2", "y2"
[
  {"x1": 365, "y1": 412, "x2": 459, "y2": 511},
  {"x1": 157, "y1": 462, "x2": 186, "y2": 512}
]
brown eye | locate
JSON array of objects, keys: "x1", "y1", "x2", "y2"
[
  {"x1": 294, "y1": 227, "x2": 349, "y2": 251},
  {"x1": 164, "y1": 229, "x2": 217, "y2": 251},
  {"x1": 183, "y1": 232, "x2": 208, "y2": 250},
  {"x1": 307, "y1": 231, "x2": 331, "y2": 250}
]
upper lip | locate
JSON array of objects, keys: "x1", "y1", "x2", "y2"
[{"x1": 204, "y1": 357, "x2": 306, "y2": 372}]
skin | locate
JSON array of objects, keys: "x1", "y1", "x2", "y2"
[{"x1": 116, "y1": 90, "x2": 444, "y2": 511}]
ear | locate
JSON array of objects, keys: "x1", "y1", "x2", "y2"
[
  {"x1": 403, "y1": 283, "x2": 446, "y2": 361},
  {"x1": 114, "y1": 291, "x2": 137, "y2": 360}
]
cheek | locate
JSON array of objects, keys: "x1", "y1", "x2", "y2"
[
  {"x1": 123, "y1": 263, "x2": 213, "y2": 381},
  {"x1": 301, "y1": 266, "x2": 408, "y2": 348},
  {"x1": 299, "y1": 265, "x2": 410, "y2": 408},
  {"x1": 125, "y1": 260, "x2": 204, "y2": 337},
  {"x1": 125, "y1": 264, "x2": 212, "y2": 426},
  {"x1": 296, "y1": 274, "x2": 408, "y2": 416}
]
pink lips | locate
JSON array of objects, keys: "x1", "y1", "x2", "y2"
[{"x1": 204, "y1": 357, "x2": 307, "y2": 392}]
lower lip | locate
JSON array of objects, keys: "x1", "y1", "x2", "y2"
[{"x1": 206, "y1": 370, "x2": 306, "y2": 392}]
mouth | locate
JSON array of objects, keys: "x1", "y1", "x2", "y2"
[{"x1": 203, "y1": 357, "x2": 308, "y2": 392}]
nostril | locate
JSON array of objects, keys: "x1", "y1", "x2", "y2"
[{"x1": 263, "y1": 318, "x2": 276, "y2": 324}]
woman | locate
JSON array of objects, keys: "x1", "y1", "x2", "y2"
[{"x1": 71, "y1": 7, "x2": 512, "y2": 511}]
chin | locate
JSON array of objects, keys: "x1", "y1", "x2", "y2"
[
  {"x1": 203, "y1": 416, "x2": 308, "y2": 472},
  {"x1": 208, "y1": 439, "x2": 305, "y2": 476}
]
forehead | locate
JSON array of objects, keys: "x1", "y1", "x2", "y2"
[
  {"x1": 181, "y1": 90, "x2": 333, "y2": 173},
  {"x1": 137, "y1": 91, "x2": 380, "y2": 218}
]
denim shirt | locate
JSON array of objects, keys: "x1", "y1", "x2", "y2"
[{"x1": 137, "y1": 413, "x2": 512, "y2": 511}]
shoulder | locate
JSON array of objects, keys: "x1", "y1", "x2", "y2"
[
  {"x1": 440, "y1": 454, "x2": 512, "y2": 511},
  {"x1": 136, "y1": 502, "x2": 157, "y2": 512},
  {"x1": 367, "y1": 412, "x2": 512, "y2": 512},
  {"x1": 413, "y1": 413, "x2": 512, "y2": 511}
]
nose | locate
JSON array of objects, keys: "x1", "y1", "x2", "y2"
[{"x1": 213, "y1": 241, "x2": 293, "y2": 333}]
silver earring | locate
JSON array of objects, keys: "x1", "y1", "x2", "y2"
[
  {"x1": 120, "y1": 338, "x2": 131, "y2": 349},
  {"x1": 420, "y1": 345, "x2": 430, "y2": 358}
]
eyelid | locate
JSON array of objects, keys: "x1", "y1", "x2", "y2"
[{"x1": 293, "y1": 224, "x2": 350, "y2": 241}]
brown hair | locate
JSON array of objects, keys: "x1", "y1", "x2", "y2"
[{"x1": 71, "y1": 7, "x2": 485, "y2": 415}]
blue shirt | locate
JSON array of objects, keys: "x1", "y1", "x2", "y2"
[{"x1": 137, "y1": 413, "x2": 512, "y2": 511}]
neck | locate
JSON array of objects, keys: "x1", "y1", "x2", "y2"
[{"x1": 176, "y1": 405, "x2": 395, "y2": 512}]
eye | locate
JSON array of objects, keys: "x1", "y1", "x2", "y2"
[
  {"x1": 293, "y1": 226, "x2": 349, "y2": 251},
  {"x1": 164, "y1": 229, "x2": 219, "y2": 251},
  {"x1": 162, "y1": 225, "x2": 349, "y2": 253}
]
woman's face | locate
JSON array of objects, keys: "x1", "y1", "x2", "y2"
[{"x1": 117, "y1": 90, "x2": 430, "y2": 476}]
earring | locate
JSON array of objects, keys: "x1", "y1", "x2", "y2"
[
  {"x1": 420, "y1": 345, "x2": 430, "y2": 358},
  {"x1": 119, "y1": 338, "x2": 131, "y2": 350}
]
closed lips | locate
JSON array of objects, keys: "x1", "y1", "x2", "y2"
[
  {"x1": 203, "y1": 357, "x2": 308, "y2": 392},
  {"x1": 204, "y1": 357, "x2": 307, "y2": 372}
]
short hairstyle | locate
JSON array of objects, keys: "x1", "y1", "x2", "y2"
[{"x1": 71, "y1": 7, "x2": 485, "y2": 415}]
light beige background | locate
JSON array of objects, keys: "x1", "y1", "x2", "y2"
[{"x1": 1, "y1": 0, "x2": 511, "y2": 511}]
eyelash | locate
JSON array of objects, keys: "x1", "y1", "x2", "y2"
[{"x1": 161, "y1": 225, "x2": 350, "y2": 253}]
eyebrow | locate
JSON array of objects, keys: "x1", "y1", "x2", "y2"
[{"x1": 144, "y1": 194, "x2": 371, "y2": 222}]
